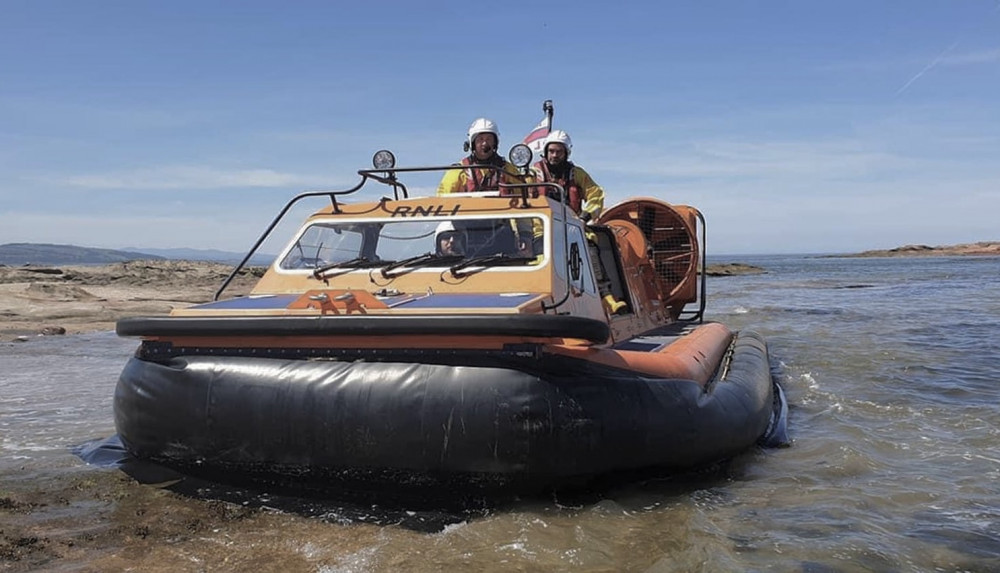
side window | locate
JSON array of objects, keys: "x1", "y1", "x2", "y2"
[
  {"x1": 552, "y1": 222, "x2": 566, "y2": 279},
  {"x1": 567, "y1": 225, "x2": 596, "y2": 294}
]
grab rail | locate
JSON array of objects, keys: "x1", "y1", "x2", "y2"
[
  {"x1": 678, "y1": 208, "x2": 707, "y2": 323},
  {"x1": 214, "y1": 178, "x2": 367, "y2": 300}
]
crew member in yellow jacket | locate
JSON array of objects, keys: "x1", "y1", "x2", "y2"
[
  {"x1": 533, "y1": 130, "x2": 622, "y2": 314},
  {"x1": 531, "y1": 129, "x2": 605, "y2": 222},
  {"x1": 436, "y1": 118, "x2": 525, "y2": 195}
]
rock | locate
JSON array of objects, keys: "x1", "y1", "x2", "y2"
[
  {"x1": 889, "y1": 244, "x2": 933, "y2": 253},
  {"x1": 19, "y1": 266, "x2": 65, "y2": 275},
  {"x1": 24, "y1": 283, "x2": 98, "y2": 301},
  {"x1": 40, "y1": 326, "x2": 67, "y2": 336},
  {"x1": 704, "y1": 263, "x2": 766, "y2": 276}
]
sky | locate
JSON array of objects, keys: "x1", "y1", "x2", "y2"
[{"x1": 2, "y1": 1, "x2": 998, "y2": 255}]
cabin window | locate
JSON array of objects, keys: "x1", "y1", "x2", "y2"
[{"x1": 278, "y1": 216, "x2": 544, "y2": 271}]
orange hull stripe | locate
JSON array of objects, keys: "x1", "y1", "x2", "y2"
[{"x1": 548, "y1": 323, "x2": 734, "y2": 385}]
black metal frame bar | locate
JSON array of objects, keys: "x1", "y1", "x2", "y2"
[
  {"x1": 678, "y1": 209, "x2": 707, "y2": 323},
  {"x1": 214, "y1": 178, "x2": 367, "y2": 300}
]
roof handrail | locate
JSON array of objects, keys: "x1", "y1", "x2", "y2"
[{"x1": 214, "y1": 175, "x2": 369, "y2": 300}]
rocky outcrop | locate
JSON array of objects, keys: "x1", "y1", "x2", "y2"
[
  {"x1": 831, "y1": 241, "x2": 1000, "y2": 258},
  {"x1": 703, "y1": 263, "x2": 766, "y2": 276}
]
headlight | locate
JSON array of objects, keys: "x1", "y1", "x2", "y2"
[
  {"x1": 372, "y1": 149, "x2": 396, "y2": 170},
  {"x1": 508, "y1": 144, "x2": 533, "y2": 169}
]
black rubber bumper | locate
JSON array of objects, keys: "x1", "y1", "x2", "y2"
[
  {"x1": 113, "y1": 331, "x2": 777, "y2": 490},
  {"x1": 117, "y1": 314, "x2": 611, "y2": 344}
]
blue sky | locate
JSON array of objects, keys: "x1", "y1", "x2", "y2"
[{"x1": 2, "y1": 1, "x2": 998, "y2": 255}]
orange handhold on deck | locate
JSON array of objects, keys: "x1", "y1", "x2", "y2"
[{"x1": 287, "y1": 289, "x2": 388, "y2": 314}]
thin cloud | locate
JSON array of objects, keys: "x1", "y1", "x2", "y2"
[
  {"x1": 895, "y1": 39, "x2": 962, "y2": 96},
  {"x1": 939, "y1": 47, "x2": 1000, "y2": 65},
  {"x1": 821, "y1": 47, "x2": 1000, "y2": 74},
  {"x1": 896, "y1": 1, "x2": 1000, "y2": 95},
  {"x1": 0, "y1": 95, "x2": 211, "y2": 131},
  {"x1": 0, "y1": 211, "x2": 277, "y2": 252},
  {"x1": 586, "y1": 138, "x2": 916, "y2": 181},
  {"x1": 54, "y1": 165, "x2": 337, "y2": 190}
]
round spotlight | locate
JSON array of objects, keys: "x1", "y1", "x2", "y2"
[
  {"x1": 372, "y1": 149, "x2": 396, "y2": 170},
  {"x1": 508, "y1": 144, "x2": 533, "y2": 169}
]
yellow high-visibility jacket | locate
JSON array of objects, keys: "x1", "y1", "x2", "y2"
[
  {"x1": 532, "y1": 161, "x2": 605, "y2": 222},
  {"x1": 437, "y1": 156, "x2": 528, "y2": 195}
]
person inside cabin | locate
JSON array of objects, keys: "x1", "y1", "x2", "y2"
[
  {"x1": 436, "y1": 118, "x2": 526, "y2": 195},
  {"x1": 532, "y1": 130, "x2": 605, "y2": 223},
  {"x1": 434, "y1": 221, "x2": 467, "y2": 256}
]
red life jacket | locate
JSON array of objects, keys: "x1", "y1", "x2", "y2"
[
  {"x1": 459, "y1": 156, "x2": 508, "y2": 192},
  {"x1": 533, "y1": 161, "x2": 582, "y2": 214}
]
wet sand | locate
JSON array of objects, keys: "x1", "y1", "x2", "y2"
[{"x1": 0, "y1": 262, "x2": 258, "y2": 568}]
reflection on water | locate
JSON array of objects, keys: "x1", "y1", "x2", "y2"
[{"x1": 3, "y1": 256, "x2": 1000, "y2": 571}]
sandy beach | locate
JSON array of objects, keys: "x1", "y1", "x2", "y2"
[{"x1": 0, "y1": 261, "x2": 262, "y2": 342}]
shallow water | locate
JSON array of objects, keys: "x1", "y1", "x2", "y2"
[{"x1": 2, "y1": 255, "x2": 999, "y2": 571}]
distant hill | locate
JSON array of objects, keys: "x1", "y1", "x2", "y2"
[
  {"x1": 0, "y1": 243, "x2": 275, "y2": 266},
  {"x1": 121, "y1": 247, "x2": 275, "y2": 266},
  {"x1": 0, "y1": 243, "x2": 166, "y2": 265}
]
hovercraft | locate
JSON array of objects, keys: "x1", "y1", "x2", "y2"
[{"x1": 114, "y1": 141, "x2": 788, "y2": 493}]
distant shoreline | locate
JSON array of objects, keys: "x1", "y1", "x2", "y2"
[
  {"x1": 1, "y1": 259, "x2": 766, "y2": 342},
  {"x1": 2, "y1": 244, "x2": 994, "y2": 342},
  {"x1": 821, "y1": 241, "x2": 1000, "y2": 258}
]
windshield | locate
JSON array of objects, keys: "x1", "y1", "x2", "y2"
[{"x1": 278, "y1": 216, "x2": 544, "y2": 271}]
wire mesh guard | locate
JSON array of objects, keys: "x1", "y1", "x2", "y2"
[{"x1": 604, "y1": 200, "x2": 697, "y2": 299}]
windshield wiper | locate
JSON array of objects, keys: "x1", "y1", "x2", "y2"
[
  {"x1": 312, "y1": 257, "x2": 382, "y2": 280},
  {"x1": 379, "y1": 252, "x2": 465, "y2": 279},
  {"x1": 448, "y1": 254, "x2": 536, "y2": 277}
]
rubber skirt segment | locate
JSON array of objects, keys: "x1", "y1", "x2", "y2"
[{"x1": 114, "y1": 331, "x2": 776, "y2": 489}]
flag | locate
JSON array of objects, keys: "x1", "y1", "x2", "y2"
[{"x1": 522, "y1": 115, "x2": 551, "y2": 155}]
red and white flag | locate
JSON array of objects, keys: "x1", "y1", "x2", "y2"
[{"x1": 522, "y1": 115, "x2": 551, "y2": 155}]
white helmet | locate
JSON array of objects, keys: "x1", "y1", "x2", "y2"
[
  {"x1": 435, "y1": 221, "x2": 466, "y2": 255},
  {"x1": 543, "y1": 129, "x2": 572, "y2": 158},
  {"x1": 466, "y1": 117, "x2": 500, "y2": 150}
]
